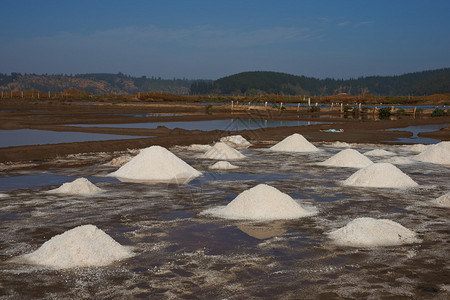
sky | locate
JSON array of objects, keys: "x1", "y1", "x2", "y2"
[{"x1": 0, "y1": 0, "x2": 449, "y2": 80}]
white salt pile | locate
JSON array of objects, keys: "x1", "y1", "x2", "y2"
[
  {"x1": 109, "y1": 146, "x2": 202, "y2": 183},
  {"x1": 0, "y1": 193, "x2": 7, "y2": 198},
  {"x1": 318, "y1": 149, "x2": 373, "y2": 168},
  {"x1": 202, "y1": 184, "x2": 317, "y2": 220},
  {"x1": 47, "y1": 178, "x2": 104, "y2": 195},
  {"x1": 103, "y1": 155, "x2": 133, "y2": 167},
  {"x1": 202, "y1": 142, "x2": 246, "y2": 160},
  {"x1": 187, "y1": 144, "x2": 212, "y2": 152},
  {"x1": 364, "y1": 149, "x2": 396, "y2": 156},
  {"x1": 405, "y1": 144, "x2": 429, "y2": 152},
  {"x1": 342, "y1": 163, "x2": 418, "y2": 188},
  {"x1": 413, "y1": 141, "x2": 450, "y2": 165},
  {"x1": 220, "y1": 135, "x2": 251, "y2": 149},
  {"x1": 327, "y1": 217, "x2": 421, "y2": 247},
  {"x1": 269, "y1": 133, "x2": 320, "y2": 152},
  {"x1": 20, "y1": 224, "x2": 133, "y2": 269},
  {"x1": 209, "y1": 161, "x2": 239, "y2": 170},
  {"x1": 431, "y1": 192, "x2": 450, "y2": 208},
  {"x1": 330, "y1": 141, "x2": 351, "y2": 148},
  {"x1": 384, "y1": 156, "x2": 415, "y2": 165}
]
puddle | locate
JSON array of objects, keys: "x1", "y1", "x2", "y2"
[
  {"x1": 0, "y1": 145, "x2": 449, "y2": 299},
  {"x1": 0, "y1": 129, "x2": 146, "y2": 148},
  {"x1": 67, "y1": 119, "x2": 332, "y2": 131},
  {"x1": 385, "y1": 124, "x2": 449, "y2": 144}
]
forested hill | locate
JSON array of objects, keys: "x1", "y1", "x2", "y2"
[
  {"x1": 0, "y1": 73, "x2": 196, "y2": 95},
  {"x1": 190, "y1": 68, "x2": 450, "y2": 96}
]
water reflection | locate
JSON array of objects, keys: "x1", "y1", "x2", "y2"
[{"x1": 237, "y1": 221, "x2": 287, "y2": 239}]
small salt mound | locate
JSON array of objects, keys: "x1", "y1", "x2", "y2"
[
  {"x1": 187, "y1": 144, "x2": 212, "y2": 151},
  {"x1": 405, "y1": 144, "x2": 429, "y2": 153},
  {"x1": 384, "y1": 156, "x2": 415, "y2": 165},
  {"x1": 202, "y1": 142, "x2": 246, "y2": 160},
  {"x1": 342, "y1": 163, "x2": 418, "y2": 188},
  {"x1": 364, "y1": 149, "x2": 396, "y2": 156},
  {"x1": 109, "y1": 146, "x2": 202, "y2": 183},
  {"x1": 327, "y1": 217, "x2": 421, "y2": 247},
  {"x1": 20, "y1": 224, "x2": 133, "y2": 269},
  {"x1": 318, "y1": 149, "x2": 373, "y2": 168},
  {"x1": 202, "y1": 184, "x2": 316, "y2": 220},
  {"x1": 220, "y1": 135, "x2": 251, "y2": 149},
  {"x1": 0, "y1": 193, "x2": 7, "y2": 198},
  {"x1": 330, "y1": 141, "x2": 351, "y2": 148},
  {"x1": 47, "y1": 178, "x2": 104, "y2": 195},
  {"x1": 209, "y1": 161, "x2": 239, "y2": 170},
  {"x1": 269, "y1": 133, "x2": 320, "y2": 152},
  {"x1": 103, "y1": 155, "x2": 133, "y2": 167},
  {"x1": 413, "y1": 141, "x2": 450, "y2": 165},
  {"x1": 431, "y1": 192, "x2": 450, "y2": 208}
]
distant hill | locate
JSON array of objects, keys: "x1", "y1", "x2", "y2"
[
  {"x1": 190, "y1": 68, "x2": 450, "y2": 96},
  {"x1": 0, "y1": 72, "x2": 197, "y2": 95}
]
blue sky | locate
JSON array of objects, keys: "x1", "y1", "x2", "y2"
[{"x1": 1, "y1": 0, "x2": 449, "y2": 79}]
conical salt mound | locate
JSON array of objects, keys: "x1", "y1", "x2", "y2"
[
  {"x1": 209, "y1": 161, "x2": 239, "y2": 170},
  {"x1": 109, "y1": 146, "x2": 202, "y2": 183},
  {"x1": 47, "y1": 178, "x2": 104, "y2": 195},
  {"x1": 202, "y1": 142, "x2": 246, "y2": 160},
  {"x1": 202, "y1": 184, "x2": 317, "y2": 220},
  {"x1": 327, "y1": 217, "x2": 422, "y2": 247},
  {"x1": 318, "y1": 149, "x2": 373, "y2": 168},
  {"x1": 413, "y1": 141, "x2": 450, "y2": 165},
  {"x1": 431, "y1": 191, "x2": 450, "y2": 208},
  {"x1": 20, "y1": 225, "x2": 133, "y2": 269},
  {"x1": 342, "y1": 163, "x2": 418, "y2": 188},
  {"x1": 220, "y1": 135, "x2": 251, "y2": 149},
  {"x1": 269, "y1": 133, "x2": 320, "y2": 152}
]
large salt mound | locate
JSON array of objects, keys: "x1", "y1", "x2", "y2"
[
  {"x1": 202, "y1": 142, "x2": 246, "y2": 160},
  {"x1": 220, "y1": 135, "x2": 251, "y2": 148},
  {"x1": 406, "y1": 144, "x2": 429, "y2": 153},
  {"x1": 187, "y1": 144, "x2": 212, "y2": 152},
  {"x1": 209, "y1": 161, "x2": 239, "y2": 170},
  {"x1": 47, "y1": 178, "x2": 104, "y2": 195},
  {"x1": 413, "y1": 141, "x2": 450, "y2": 165},
  {"x1": 342, "y1": 163, "x2": 418, "y2": 188},
  {"x1": 318, "y1": 149, "x2": 373, "y2": 168},
  {"x1": 109, "y1": 146, "x2": 202, "y2": 183},
  {"x1": 327, "y1": 217, "x2": 421, "y2": 247},
  {"x1": 364, "y1": 149, "x2": 396, "y2": 156},
  {"x1": 269, "y1": 133, "x2": 320, "y2": 152},
  {"x1": 202, "y1": 184, "x2": 317, "y2": 220},
  {"x1": 20, "y1": 225, "x2": 133, "y2": 269},
  {"x1": 431, "y1": 192, "x2": 450, "y2": 208}
]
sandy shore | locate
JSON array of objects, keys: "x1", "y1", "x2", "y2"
[{"x1": 0, "y1": 100, "x2": 449, "y2": 169}]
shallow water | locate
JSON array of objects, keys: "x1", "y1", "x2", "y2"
[
  {"x1": 67, "y1": 119, "x2": 331, "y2": 131},
  {"x1": 0, "y1": 144, "x2": 449, "y2": 299},
  {"x1": 0, "y1": 129, "x2": 145, "y2": 148},
  {"x1": 385, "y1": 124, "x2": 449, "y2": 144}
]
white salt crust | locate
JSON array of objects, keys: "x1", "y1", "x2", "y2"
[
  {"x1": 342, "y1": 163, "x2": 418, "y2": 188},
  {"x1": 103, "y1": 155, "x2": 133, "y2": 167},
  {"x1": 109, "y1": 146, "x2": 202, "y2": 183},
  {"x1": 202, "y1": 142, "x2": 246, "y2": 160},
  {"x1": 413, "y1": 141, "x2": 450, "y2": 165},
  {"x1": 318, "y1": 149, "x2": 373, "y2": 168},
  {"x1": 202, "y1": 184, "x2": 317, "y2": 220},
  {"x1": 327, "y1": 217, "x2": 421, "y2": 247},
  {"x1": 384, "y1": 156, "x2": 415, "y2": 165},
  {"x1": 20, "y1": 225, "x2": 133, "y2": 269},
  {"x1": 209, "y1": 161, "x2": 239, "y2": 170},
  {"x1": 187, "y1": 144, "x2": 213, "y2": 152},
  {"x1": 430, "y1": 192, "x2": 450, "y2": 208},
  {"x1": 269, "y1": 133, "x2": 320, "y2": 153},
  {"x1": 329, "y1": 141, "x2": 352, "y2": 148},
  {"x1": 405, "y1": 144, "x2": 429, "y2": 153},
  {"x1": 47, "y1": 178, "x2": 104, "y2": 195},
  {"x1": 220, "y1": 135, "x2": 251, "y2": 149},
  {"x1": 364, "y1": 149, "x2": 396, "y2": 156}
]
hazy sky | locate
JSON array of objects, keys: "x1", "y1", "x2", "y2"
[{"x1": 1, "y1": 0, "x2": 449, "y2": 79}]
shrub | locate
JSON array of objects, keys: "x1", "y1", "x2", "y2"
[
  {"x1": 310, "y1": 106, "x2": 320, "y2": 112},
  {"x1": 378, "y1": 107, "x2": 391, "y2": 119},
  {"x1": 431, "y1": 107, "x2": 446, "y2": 117},
  {"x1": 343, "y1": 106, "x2": 351, "y2": 113},
  {"x1": 395, "y1": 108, "x2": 406, "y2": 115}
]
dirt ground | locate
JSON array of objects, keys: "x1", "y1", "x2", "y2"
[{"x1": 0, "y1": 100, "x2": 449, "y2": 169}]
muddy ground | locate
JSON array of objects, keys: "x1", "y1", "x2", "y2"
[{"x1": 0, "y1": 100, "x2": 449, "y2": 169}]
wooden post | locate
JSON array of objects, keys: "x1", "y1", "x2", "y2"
[
  {"x1": 21, "y1": 91, "x2": 24, "y2": 98},
  {"x1": 265, "y1": 101, "x2": 267, "y2": 110},
  {"x1": 413, "y1": 106, "x2": 416, "y2": 118},
  {"x1": 340, "y1": 103, "x2": 343, "y2": 112},
  {"x1": 330, "y1": 103, "x2": 334, "y2": 111},
  {"x1": 359, "y1": 103, "x2": 361, "y2": 110},
  {"x1": 308, "y1": 98, "x2": 311, "y2": 111},
  {"x1": 231, "y1": 100, "x2": 234, "y2": 111},
  {"x1": 280, "y1": 102, "x2": 283, "y2": 110},
  {"x1": 48, "y1": 91, "x2": 51, "y2": 98},
  {"x1": 297, "y1": 103, "x2": 300, "y2": 112}
]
